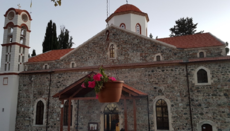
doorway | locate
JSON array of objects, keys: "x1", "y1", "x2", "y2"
[
  {"x1": 104, "y1": 104, "x2": 119, "y2": 131},
  {"x1": 202, "y1": 124, "x2": 212, "y2": 131}
]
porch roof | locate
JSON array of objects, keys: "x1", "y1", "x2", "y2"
[{"x1": 52, "y1": 72, "x2": 147, "y2": 100}]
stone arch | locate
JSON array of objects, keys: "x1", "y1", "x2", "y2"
[
  {"x1": 100, "y1": 103, "x2": 123, "y2": 131},
  {"x1": 197, "y1": 120, "x2": 217, "y2": 131},
  {"x1": 153, "y1": 96, "x2": 173, "y2": 131},
  {"x1": 154, "y1": 53, "x2": 164, "y2": 61},
  {"x1": 197, "y1": 50, "x2": 206, "y2": 58},
  {"x1": 33, "y1": 98, "x2": 46, "y2": 126},
  {"x1": 194, "y1": 66, "x2": 212, "y2": 85}
]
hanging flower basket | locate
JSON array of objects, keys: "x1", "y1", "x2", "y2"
[
  {"x1": 97, "y1": 81, "x2": 124, "y2": 103},
  {"x1": 81, "y1": 67, "x2": 124, "y2": 103}
]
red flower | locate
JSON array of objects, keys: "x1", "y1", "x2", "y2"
[
  {"x1": 81, "y1": 83, "x2": 86, "y2": 88},
  {"x1": 109, "y1": 77, "x2": 116, "y2": 81},
  {"x1": 93, "y1": 73, "x2": 103, "y2": 81},
  {"x1": 88, "y1": 81, "x2": 96, "y2": 88},
  {"x1": 96, "y1": 94, "x2": 98, "y2": 99}
]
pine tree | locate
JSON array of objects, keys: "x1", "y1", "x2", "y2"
[
  {"x1": 58, "y1": 26, "x2": 74, "y2": 49},
  {"x1": 42, "y1": 20, "x2": 58, "y2": 53},
  {"x1": 170, "y1": 17, "x2": 203, "y2": 37},
  {"x1": 31, "y1": 49, "x2": 36, "y2": 56}
]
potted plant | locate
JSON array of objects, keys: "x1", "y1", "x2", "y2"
[{"x1": 81, "y1": 67, "x2": 124, "y2": 103}]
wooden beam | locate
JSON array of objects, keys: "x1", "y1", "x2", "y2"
[
  {"x1": 60, "y1": 100, "x2": 64, "y2": 131},
  {"x1": 68, "y1": 99, "x2": 71, "y2": 131},
  {"x1": 133, "y1": 99, "x2": 137, "y2": 131},
  {"x1": 124, "y1": 98, "x2": 128, "y2": 131},
  {"x1": 70, "y1": 88, "x2": 82, "y2": 98},
  {"x1": 71, "y1": 97, "x2": 97, "y2": 100},
  {"x1": 122, "y1": 88, "x2": 138, "y2": 96}
]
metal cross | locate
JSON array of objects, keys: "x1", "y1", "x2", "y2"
[
  {"x1": 126, "y1": 0, "x2": 128, "y2": 4},
  {"x1": 17, "y1": 4, "x2": 21, "y2": 9}
]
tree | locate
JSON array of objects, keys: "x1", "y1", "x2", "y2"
[
  {"x1": 31, "y1": 49, "x2": 36, "y2": 56},
  {"x1": 42, "y1": 20, "x2": 58, "y2": 53},
  {"x1": 226, "y1": 42, "x2": 229, "y2": 54},
  {"x1": 169, "y1": 17, "x2": 203, "y2": 37},
  {"x1": 58, "y1": 26, "x2": 74, "y2": 49},
  {"x1": 51, "y1": 0, "x2": 61, "y2": 6},
  {"x1": 149, "y1": 33, "x2": 153, "y2": 39}
]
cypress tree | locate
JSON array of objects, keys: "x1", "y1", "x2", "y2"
[
  {"x1": 42, "y1": 20, "x2": 58, "y2": 53},
  {"x1": 31, "y1": 49, "x2": 36, "y2": 56},
  {"x1": 58, "y1": 26, "x2": 74, "y2": 49}
]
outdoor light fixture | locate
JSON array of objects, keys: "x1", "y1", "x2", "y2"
[{"x1": 60, "y1": 104, "x2": 64, "y2": 108}]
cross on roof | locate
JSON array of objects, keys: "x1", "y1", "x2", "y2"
[{"x1": 126, "y1": 0, "x2": 128, "y2": 4}]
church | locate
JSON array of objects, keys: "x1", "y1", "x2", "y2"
[{"x1": 0, "y1": 3, "x2": 230, "y2": 131}]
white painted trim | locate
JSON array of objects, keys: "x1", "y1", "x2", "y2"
[
  {"x1": 100, "y1": 103, "x2": 123, "y2": 131},
  {"x1": 69, "y1": 61, "x2": 76, "y2": 68},
  {"x1": 197, "y1": 120, "x2": 217, "y2": 131},
  {"x1": 107, "y1": 42, "x2": 118, "y2": 59},
  {"x1": 33, "y1": 98, "x2": 46, "y2": 126},
  {"x1": 197, "y1": 50, "x2": 206, "y2": 58},
  {"x1": 154, "y1": 53, "x2": 164, "y2": 61},
  {"x1": 193, "y1": 66, "x2": 212, "y2": 86},
  {"x1": 43, "y1": 63, "x2": 49, "y2": 70},
  {"x1": 153, "y1": 96, "x2": 174, "y2": 131}
]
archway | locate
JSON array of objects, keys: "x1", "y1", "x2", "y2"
[
  {"x1": 202, "y1": 124, "x2": 212, "y2": 131},
  {"x1": 104, "y1": 104, "x2": 119, "y2": 131}
]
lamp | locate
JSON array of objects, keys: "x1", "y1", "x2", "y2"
[{"x1": 60, "y1": 104, "x2": 64, "y2": 108}]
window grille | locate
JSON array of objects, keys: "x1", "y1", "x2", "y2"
[
  {"x1": 156, "y1": 55, "x2": 161, "y2": 61},
  {"x1": 110, "y1": 44, "x2": 115, "y2": 58},
  {"x1": 156, "y1": 99, "x2": 169, "y2": 130},
  {"x1": 199, "y1": 52, "x2": 204, "y2": 58}
]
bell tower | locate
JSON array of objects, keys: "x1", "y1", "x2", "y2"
[{"x1": 0, "y1": 8, "x2": 32, "y2": 131}]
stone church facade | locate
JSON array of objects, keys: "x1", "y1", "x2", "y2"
[{"x1": 0, "y1": 4, "x2": 230, "y2": 131}]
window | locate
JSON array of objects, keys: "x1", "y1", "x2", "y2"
[
  {"x1": 10, "y1": 46, "x2": 12, "y2": 52},
  {"x1": 19, "y1": 47, "x2": 21, "y2": 53},
  {"x1": 156, "y1": 55, "x2": 161, "y2": 61},
  {"x1": 109, "y1": 44, "x2": 115, "y2": 58},
  {"x1": 45, "y1": 65, "x2": 47, "y2": 69},
  {"x1": 136, "y1": 23, "x2": 141, "y2": 34},
  {"x1": 5, "y1": 64, "x2": 7, "y2": 71},
  {"x1": 71, "y1": 63, "x2": 75, "y2": 68},
  {"x1": 63, "y1": 101, "x2": 72, "y2": 126},
  {"x1": 18, "y1": 64, "x2": 20, "y2": 71},
  {"x1": 9, "y1": 55, "x2": 11, "y2": 62},
  {"x1": 36, "y1": 101, "x2": 44, "y2": 125},
  {"x1": 23, "y1": 48, "x2": 25, "y2": 54},
  {"x1": 6, "y1": 46, "x2": 8, "y2": 53},
  {"x1": 156, "y1": 99, "x2": 169, "y2": 130},
  {"x1": 5, "y1": 55, "x2": 8, "y2": 62},
  {"x1": 199, "y1": 52, "x2": 204, "y2": 58},
  {"x1": 120, "y1": 23, "x2": 126, "y2": 29},
  {"x1": 44, "y1": 64, "x2": 49, "y2": 69},
  {"x1": 22, "y1": 56, "x2": 24, "y2": 62},
  {"x1": 8, "y1": 64, "x2": 10, "y2": 71},
  {"x1": 18, "y1": 55, "x2": 21, "y2": 62},
  {"x1": 197, "y1": 69, "x2": 208, "y2": 83},
  {"x1": 202, "y1": 124, "x2": 212, "y2": 131}
]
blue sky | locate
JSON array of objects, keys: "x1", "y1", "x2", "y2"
[{"x1": 1, "y1": 0, "x2": 230, "y2": 56}]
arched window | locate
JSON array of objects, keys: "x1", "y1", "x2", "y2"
[
  {"x1": 197, "y1": 69, "x2": 208, "y2": 83},
  {"x1": 63, "y1": 101, "x2": 72, "y2": 126},
  {"x1": 36, "y1": 101, "x2": 44, "y2": 125},
  {"x1": 156, "y1": 99, "x2": 169, "y2": 130},
  {"x1": 136, "y1": 23, "x2": 141, "y2": 34},
  {"x1": 109, "y1": 44, "x2": 115, "y2": 58},
  {"x1": 20, "y1": 26, "x2": 27, "y2": 45},
  {"x1": 71, "y1": 63, "x2": 75, "y2": 68},
  {"x1": 120, "y1": 23, "x2": 126, "y2": 29},
  {"x1": 202, "y1": 124, "x2": 212, "y2": 131},
  {"x1": 199, "y1": 52, "x2": 204, "y2": 58},
  {"x1": 156, "y1": 55, "x2": 161, "y2": 61},
  {"x1": 7, "y1": 25, "x2": 14, "y2": 43}
]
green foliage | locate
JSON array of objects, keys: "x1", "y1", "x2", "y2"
[
  {"x1": 31, "y1": 49, "x2": 36, "y2": 56},
  {"x1": 226, "y1": 42, "x2": 229, "y2": 54},
  {"x1": 51, "y1": 0, "x2": 61, "y2": 6},
  {"x1": 149, "y1": 33, "x2": 153, "y2": 38},
  {"x1": 42, "y1": 20, "x2": 58, "y2": 53},
  {"x1": 170, "y1": 17, "x2": 203, "y2": 37},
  {"x1": 58, "y1": 26, "x2": 74, "y2": 49}
]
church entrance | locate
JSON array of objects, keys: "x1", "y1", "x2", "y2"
[
  {"x1": 202, "y1": 124, "x2": 212, "y2": 131},
  {"x1": 104, "y1": 104, "x2": 119, "y2": 131}
]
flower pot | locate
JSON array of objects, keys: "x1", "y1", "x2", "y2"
[{"x1": 98, "y1": 81, "x2": 124, "y2": 103}]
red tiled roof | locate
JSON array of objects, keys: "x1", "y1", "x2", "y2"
[
  {"x1": 114, "y1": 4, "x2": 142, "y2": 13},
  {"x1": 28, "y1": 49, "x2": 73, "y2": 63},
  {"x1": 157, "y1": 33, "x2": 225, "y2": 48}
]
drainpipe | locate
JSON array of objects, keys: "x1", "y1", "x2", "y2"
[
  {"x1": 46, "y1": 71, "x2": 52, "y2": 131},
  {"x1": 185, "y1": 63, "x2": 193, "y2": 131},
  {"x1": 147, "y1": 95, "x2": 150, "y2": 131}
]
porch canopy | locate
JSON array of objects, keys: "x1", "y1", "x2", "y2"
[{"x1": 52, "y1": 71, "x2": 148, "y2": 131}]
